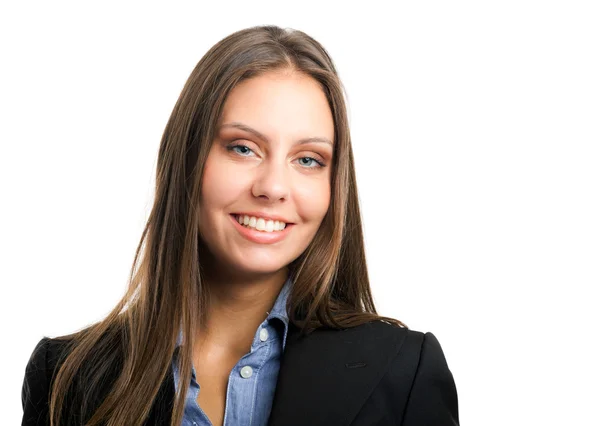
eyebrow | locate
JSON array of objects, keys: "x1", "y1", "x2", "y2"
[{"x1": 219, "y1": 122, "x2": 333, "y2": 147}]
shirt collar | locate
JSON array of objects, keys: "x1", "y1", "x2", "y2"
[
  {"x1": 266, "y1": 271, "x2": 293, "y2": 349},
  {"x1": 176, "y1": 272, "x2": 293, "y2": 349}
]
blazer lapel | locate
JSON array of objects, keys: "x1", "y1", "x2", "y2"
[{"x1": 268, "y1": 320, "x2": 408, "y2": 426}]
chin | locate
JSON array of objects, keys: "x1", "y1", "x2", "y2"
[
  {"x1": 235, "y1": 260, "x2": 287, "y2": 275},
  {"x1": 225, "y1": 251, "x2": 288, "y2": 272}
]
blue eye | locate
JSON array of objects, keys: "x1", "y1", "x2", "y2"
[
  {"x1": 227, "y1": 143, "x2": 326, "y2": 169},
  {"x1": 297, "y1": 157, "x2": 324, "y2": 168},
  {"x1": 229, "y1": 145, "x2": 252, "y2": 155}
]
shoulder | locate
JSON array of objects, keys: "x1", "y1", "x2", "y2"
[
  {"x1": 386, "y1": 326, "x2": 460, "y2": 425},
  {"x1": 22, "y1": 331, "x2": 127, "y2": 426},
  {"x1": 391, "y1": 325, "x2": 454, "y2": 374},
  {"x1": 278, "y1": 320, "x2": 459, "y2": 424},
  {"x1": 21, "y1": 336, "x2": 73, "y2": 425},
  {"x1": 24, "y1": 335, "x2": 75, "y2": 377},
  {"x1": 293, "y1": 320, "x2": 452, "y2": 377},
  {"x1": 348, "y1": 321, "x2": 452, "y2": 365},
  {"x1": 22, "y1": 337, "x2": 51, "y2": 411},
  {"x1": 357, "y1": 322, "x2": 460, "y2": 425}
]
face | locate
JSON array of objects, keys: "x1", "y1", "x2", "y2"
[{"x1": 198, "y1": 70, "x2": 335, "y2": 281}]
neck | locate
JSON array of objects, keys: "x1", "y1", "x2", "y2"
[{"x1": 197, "y1": 266, "x2": 289, "y2": 357}]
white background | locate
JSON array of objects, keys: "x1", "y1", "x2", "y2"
[{"x1": 2, "y1": 1, "x2": 599, "y2": 424}]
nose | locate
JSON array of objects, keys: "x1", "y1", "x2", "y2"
[{"x1": 251, "y1": 157, "x2": 291, "y2": 202}]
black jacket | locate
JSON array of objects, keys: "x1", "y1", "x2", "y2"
[{"x1": 21, "y1": 320, "x2": 459, "y2": 425}]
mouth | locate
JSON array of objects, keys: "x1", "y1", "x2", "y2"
[
  {"x1": 230, "y1": 213, "x2": 293, "y2": 232},
  {"x1": 229, "y1": 213, "x2": 294, "y2": 244}
]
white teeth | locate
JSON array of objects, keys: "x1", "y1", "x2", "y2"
[
  {"x1": 236, "y1": 214, "x2": 286, "y2": 232},
  {"x1": 267, "y1": 220, "x2": 276, "y2": 232}
]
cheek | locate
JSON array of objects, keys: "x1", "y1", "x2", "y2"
[
  {"x1": 201, "y1": 153, "x2": 244, "y2": 210},
  {"x1": 296, "y1": 180, "x2": 331, "y2": 221}
]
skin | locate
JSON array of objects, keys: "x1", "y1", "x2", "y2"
[{"x1": 194, "y1": 69, "x2": 335, "y2": 425}]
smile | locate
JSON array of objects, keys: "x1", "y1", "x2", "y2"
[
  {"x1": 229, "y1": 214, "x2": 294, "y2": 244},
  {"x1": 233, "y1": 214, "x2": 288, "y2": 232}
]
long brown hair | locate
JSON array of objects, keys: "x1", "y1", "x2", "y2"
[{"x1": 48, "y1": 25, "x2": 407, "y2": 426}]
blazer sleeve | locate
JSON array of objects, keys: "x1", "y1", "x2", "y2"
[
  {"x1": 22, "y1": 337, "x2": 51, "y2": 426},
  {"x1": 401, "y1": 332, "x2": 459, "y2": 426}
]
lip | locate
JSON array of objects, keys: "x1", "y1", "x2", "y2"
[
  {"x1": 230, "y1": 214, "x2": 294, "y2": 244},
  {"x1": 232, "y1": 211, "x2": 294, "y2": 224}
]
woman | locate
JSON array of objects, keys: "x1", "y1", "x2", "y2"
[{"x1": 21, "y1": 25, "x2": 459, "y2": 426}]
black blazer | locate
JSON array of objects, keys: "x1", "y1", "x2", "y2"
[{"x1": 22, "y1": 320, "x2": 459, "y2": 425}]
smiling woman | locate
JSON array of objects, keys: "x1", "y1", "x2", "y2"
[
  {"x1": 198, "y1": 71, "x2": 334, "y2": 280},
  {"x1": 21, "y1": 25, "x2": 459, "y2": 426}
]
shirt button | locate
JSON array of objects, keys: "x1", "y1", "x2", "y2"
[
  {"x1": 259, "y1": 327, "x2": 269, "y2": 342},
  {"x1": 240, "y1": 365, "x2": 253, "y2": 378}
]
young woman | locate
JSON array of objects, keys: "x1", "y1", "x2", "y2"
[{"x1": 21, "y1": 25, "x2": 459, "y2": 426}]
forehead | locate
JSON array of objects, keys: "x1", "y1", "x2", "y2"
[{"x1": 218, "y1": 71, "x2": 334, "y2": 142}]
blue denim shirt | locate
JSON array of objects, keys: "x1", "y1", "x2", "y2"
[{"x1": 172, "y1": 274, "x2": 292, "y2": 426}]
